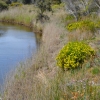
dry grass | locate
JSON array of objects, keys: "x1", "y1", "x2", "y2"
[
  {"x1": 2, "y1": 5, "x2": 100, "y2": 100},
  {"x1": 0, "y1": 5, "x2": 38, "y2": 27},
  {"x1": 2, "y1": 8, "x2": 69, "y2": 100},
  {"x1": 67, "y1": 29, "x2": 96, "y2": 42}
]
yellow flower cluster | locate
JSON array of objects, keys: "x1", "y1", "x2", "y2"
[
  {"x1": 56, "y1": 42, "x2": 95, "y2": 70},
  {"x1": 67, "y1": 20, "x2": 100, "y2": 32}
]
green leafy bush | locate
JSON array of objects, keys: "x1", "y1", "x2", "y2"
[
  {"x1": 65, "y1": 14, "x2": 75, "y2": 21},
  {"x1": 67, "y1": 20, "x2": 100, "y2": 32},
  {"x1": 52, "y1": 3, "x2": 65, "y2": 10},
  {"x1": 56, "y1": 42, "x2": 95, "y2": 70},
  {"x1": 92, "y1": 67, "x2": 100, "y2": 75},
  {"x1": 0, "y1": 0, "x2": 8, "y2": 11},
  {"x1": 10, "y1": 2, "x2": 22, "y2": 7},
  {"x1": 51, "y1": 0, "x2": 61, "y2": 4}
]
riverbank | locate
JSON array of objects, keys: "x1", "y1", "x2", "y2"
[
  {"x1": 0, "y1": 22, "x2": 38, "y2": 94},
  {"x1": 0, "y1": 5, "x2": 43, "y2": 34},
  {"x1": 1, "y1": 5, "x2": 68, "y2": 100},
  {"x1": 1, "y1": 4, "x2": 100, "y2": 100}
]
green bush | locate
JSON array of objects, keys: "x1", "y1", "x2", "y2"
[
  {"x1": 92, "y1": 67, "x2": 100, "y2": 75},
  {"x1": 56, "y1": 42, "x2": 95, "y2": 70},
  {"x1": 0, "y1": 0, "x2": 8, "y2": 11},
  {"x1": 65, "y1": 14, "x2": 75, "y2": 21},
  {"x1": 10, "y1": 2, "x2": 22, "y2": 7},
  {"x1": 52, "y1": 3, "x2": 65, "y2": 10},
  {"x1": 51, "y1": 0, "x2": 61, "y2": 4},
  {"x1": 67, "y1": 20, "x2": 100, "y2": 32}
]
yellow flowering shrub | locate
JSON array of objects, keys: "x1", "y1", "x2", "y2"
[
  {"x1": 67, "y1": 20, "x2": 100, "y2": 32},
  {"x1": 56, "y1": 42, "x2": 95, "y2": 70}
]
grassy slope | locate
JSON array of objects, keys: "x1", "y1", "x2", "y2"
[{"x1": 1, "y1": 5, "x2": 100, "y2": 100}]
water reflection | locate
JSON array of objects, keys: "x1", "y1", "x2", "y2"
[{"x1": 0, "y1": 23, "x2": 39, "y2": 89}]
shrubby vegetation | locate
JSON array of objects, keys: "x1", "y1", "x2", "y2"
[
  {"x1": 35, "y1": 0, "x2": 62, "y2": 22},
  {"x1": 51, "y1": 0, "x2": 61, "y2": 4},
  {"x1": 6, "y1": 0, "x2": 61, "y2": 4},
  {"x1": 0, "y1": 0, "x2": 8, "y2": 11},
  {"x1": 51, "y1": 3, "x2": 65, "y2": 10},
  {"x1": 65, "y1": 14, "x2": 75, "y2": 21},
  {"x1": 36, "y1": 0, "x2": 52, "y2": 22},
  {"x1": 56, "y1": 42, "x2": 95, "y2": 70},
  {"x1": 67, "y1": 20, "x2": 100, "y2": 32},
  {"x1": 63, "y1": 0, "x2": 100, "y2": 20},
  {"x1": 10, "y1": 2, "x2": 22, "y2": 7}
]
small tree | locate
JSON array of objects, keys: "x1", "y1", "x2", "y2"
[
  {"x1": 0, "y1": 0, "x2": 8, "y2": 11},
  {"x1": 6, "y1": 0, "x2": 11, "y2": 4},
  {"x1": 22, "y1": 0, "x2": 31, "y2": 4},
  {"x1": 36, "y1": 0, "x2": 52, "y2": 22}
]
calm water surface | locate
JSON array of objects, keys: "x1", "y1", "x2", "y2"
[{"x1": 0, "y1": 23, "x2": 39, "y2": 89}]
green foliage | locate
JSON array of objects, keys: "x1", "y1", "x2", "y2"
[
  {"x1": 56, "y1": 42, "x2": 95, "y2": 70},
  {"x1": 10, "y1": 2, "x2": 22, "y2": 7},
  {"x1": 67, "y1": 20, "x2": 100, "y2": 32},
  {"x1": 64, "y1": 0, "x2": 100, "y2": 21},
  {"x1": 92, "y1": 67, "x2": 100, "y2": 75},
  {"x1": 22, "y1": 0, "x2": 31, "y2": 4},
  {"x1": 65, "y1": 14, "x2": 75, "y2": 21},
  {"x1": 6, "y1": 0, "x2": 11, "y2": 4},
  {"x1": 36, "y1": 0, "x2": 52, "y2": 22},
  {"x1": 37, "y1": 0, "x2": 52, "y2": 14},
  {"x1": 52, "y1": 3, "x2": 65, "y2": 10},
  {"x1": 51, "y1": 0, "x2": 61, "y2": 4},
  {"x1": 0, "y1": 0, "x2": 8, "y2": 11}
]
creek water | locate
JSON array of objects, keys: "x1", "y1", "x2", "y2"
[{"x1": 0, "y1": 23, "x2": 40, "y2": 92}]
